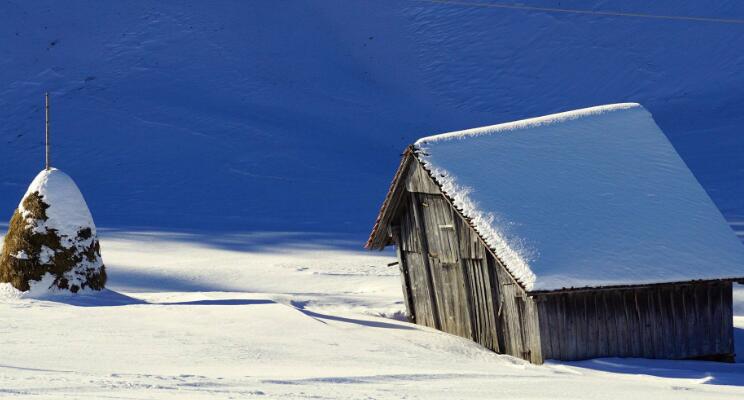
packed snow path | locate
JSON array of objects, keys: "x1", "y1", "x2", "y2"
[{"x1": 1, "y1": 231, "x2": 744, "y2": 399}]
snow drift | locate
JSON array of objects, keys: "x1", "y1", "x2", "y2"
[{"x1": 0, "y1": 168, "x2": 106, "y2": 293}]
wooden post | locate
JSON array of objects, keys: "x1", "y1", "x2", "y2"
[{"x1": 45, "y1": 92, "x2": 50, "y2": 170}]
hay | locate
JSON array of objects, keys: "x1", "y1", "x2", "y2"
[{"x1": 0, "y1": 189, "x2": 106, "y2": 293}]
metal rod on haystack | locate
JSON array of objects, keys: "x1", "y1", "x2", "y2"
[{"x1": 45, "y1": 92, "x2": 50, "y2": 170}]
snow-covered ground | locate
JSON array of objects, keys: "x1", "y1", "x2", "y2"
[
  {"x1": 1, "y1": 231, "x2": 743, "y2": 399},
  {"x1": 2, "y1": 1, "x2": 744, "y2": 398}
]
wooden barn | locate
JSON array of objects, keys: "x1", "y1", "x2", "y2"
[{"x1": 366, "y1": 104, "x2": 744, "y2": 364}]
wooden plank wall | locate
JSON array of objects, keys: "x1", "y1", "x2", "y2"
[
  {"x1": 535, "y1": 282, "x2": 734, "y2": 361},
  {"x1": 393, "y1": 160, "x2": 543, "y2": 363},
  {"x1": 398, "y1": 197, "x2": 438, "y2": 329},
  {"x1": 390, "y1": 160, "x2": 735, "y2": 364}
]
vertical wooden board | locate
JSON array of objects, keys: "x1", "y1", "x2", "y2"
[
  {"x1": 640, "y1": 290, "x2": 653, "y2": 358},
  {"x1": 404, "y1": 252, "x2": 433, "y2": 328},
  {"x1": 590, "y1": 294, "x2": 605, "y2": 358},
  {"x1": 487, "y1": 255, "x2": 507, "y2": 354},
  {"x1": 654, "y1": 289, "x2": 670, "y2": 358},
  {"x1": 582, "y1": 293, "x2": 600, "y2": 358},
  {"x1": 668, "y1": 285, "x2": 687, "y2": 359},
  {"x1": 553, "y1": 294, "x2": 570, "y2": 360},
  {"x1": 426, "y1": 256, "x2": 472, "y2": 340},
  {"x1": 526, "y1": 298, "x2": 543, "y2": 363},
  {"x1": 722, "y1": 283, "x2": 734, "y2": 355},
  {"x1": 464, "y1": 260, "x2": 478, "y2": 341},
  {"x1": 609, "y1": 291, "x2": 622, "y2": 357},
  {"x1": 479, "y1": 262, "x2": 494, "y2": 349},
  {"x1": 616, "y1": 291, "x2": 631, "y2": 357},
  {"x1": 683, "y1": 285, "x2": 700, "y2": 356},
  {"x1": 515, "y1": 297, "x2": 529, "y2": 360},
  {"x1": 561, "y1": 294, "x2": 575, "y2": 360},
  {"x1": 472, "y1": 261, "x2": 484, "y2": 343},
  {"x1": 499, "y1": 279, "x2": 516, "y2": 356},
  {"x1": 400, "y1": 205, "x2": 422, "y2": 253},
  {"x1": 409, "y1": 193, "x2": 441, "y2": 330},
  {"x1": 676, "y1": 286, "x2": 689, "y2": 357},
  {"x1": 586, "y1": 293, "x2": 600, "y2": 358},
  {"x1": 536, "y1": 299, "x2": 552, "y2": 360},
  {"x1": 399, "y1": 207, "x2": 411, "y2": 252},
  {"x1": 493, "y1": 267, "x2": 512, "y2": 355},
  {"x1": 453, "y1": 215, "x2": 485, "y2": 260},
  {"x1": 649, "y1": 289, "x2": 664, "y2": 358},
  {"x1": 497, "y1": 269, "x2": 524, "y2": 359},
  {"x1": 427, "y1": 257, "x2": 451, "y2": 333},
  {"x1": 412, "y1": 252, "x2": 435, "y2": 328},
  {"x1": 647, "y1": 290, "x2": 661, "y2": 358},
  {"x1": 654, "y1": 288, "x2": 668, "y2": 359},
  {"x1": 602, "y1": 291, "x2": 618, "y2": 357},
  {"x1": 581, "y1": 293, "x2": 599, "y2": 358},
  {"x1": 698, "y1": 284, "x2": 712, "y2": 356},
  {"x1": 573, "y1": 294, "x2": 586, "y2": 360},
  {"x1": 612, "y1": 291, "x2": 626, "y2": 357},
  {"x1": 405, "y1": 161, "x2": 442, "y2": 195},
  {"x1": 420, "y1": 195, "x2": 458, "y2": 264},
  {"x1": 711, "y1": 283, "x2": 723, "y2": 355},
  {"x1": 454, "y1": 262, "x2": 474, "y2": 339},
  {"x1": 455, "y1": 216, "x2": 472, "y2": 259},
  {"x1": 482, "y1": 260, "x2": 501, "y2": 352},
  {"x1": 667, "y1": 285, "x2": 687, "y2": 358},
  {"x1": 549, "y1": 297, "x2": 563, "y2": 360},
  {"x1": 625, "y1": 289, "x2": 642, "y2": 357},
  {"x1": 395, "y1": 241, "x2": 416, "y2": 323},
  {"x1": 468, "y1": 259, "x2": 495, "y2": 349}
]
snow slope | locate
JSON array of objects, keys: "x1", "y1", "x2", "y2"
[
  {"x1": 415, "y1": 103, "x2": 744, "y2": 290},
  {"x1": 1, "y1": 231, "x2": 744, "y2": 399},
  {"x1": 0, "y1": 1, "x2": 743, "y2": 237}
]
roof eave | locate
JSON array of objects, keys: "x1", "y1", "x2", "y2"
[{"x1": 527, "y1": 277, "x2": 744, "y2": 296}]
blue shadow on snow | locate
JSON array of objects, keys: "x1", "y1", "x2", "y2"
[{"x1": 557, "y1": 326, "x2": 744, "y2": 386}]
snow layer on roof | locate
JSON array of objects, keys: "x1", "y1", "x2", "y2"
[
  {"x1": 20, "y1": 168, "x2": 97, "y2": 243},
  {"x1": 415, "y1": 104, "x2": 744, "y2": 291}
]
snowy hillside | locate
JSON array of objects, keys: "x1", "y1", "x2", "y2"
[
  {"x1": 1, "y1": 231, "x2": 743, "y2": 399},
  {"x1": 1, "y1": 1, "x2": 743, "y2": 237},
  {"x1": 2, "y1": 2, "x2": 744, "y2": 398}
]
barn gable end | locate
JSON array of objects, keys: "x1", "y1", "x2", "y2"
[{"x1": 373, "y1": 156, "x2": 543, "y2": 363}]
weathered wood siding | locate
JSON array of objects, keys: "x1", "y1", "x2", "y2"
[
  {"x1": 393, "y1": 161, "x2": 543, "y2": 363},
  {"x1": 387, "y1": 159, "x2": 735, "y2": 364},
  {"x1": 536, "y1": 282, "x2": 734, "y2": 361}
]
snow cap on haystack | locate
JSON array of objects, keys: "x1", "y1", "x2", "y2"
[{"x1": 0, "y1": 168, "x2": 106, "y2": 293}]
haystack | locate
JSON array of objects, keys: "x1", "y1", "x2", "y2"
[{"x1": 0, "y1": 168, "x2": 106, "y2": 293}]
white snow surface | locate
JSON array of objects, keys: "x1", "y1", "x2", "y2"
[
  {"x1": 21, "y1": 168, "x2": 97, "y2": 241},
  {"x1": 1, "y1": 230, "x2": 744, "y2": 399},
  {"x1": 415, "y1": 104, "x2": 744, "y2": 291}
]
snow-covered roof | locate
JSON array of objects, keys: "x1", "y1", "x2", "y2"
[
  {"x1": 21, "y1": 168, "x2": 97, "y2": 241},
  {"x1": 414, "y1": 103, "x2": 744, "y2": 292}
]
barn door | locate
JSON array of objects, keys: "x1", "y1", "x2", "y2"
[{"x1": 417, "y1": 194, "x2": 473, "y2": 339}]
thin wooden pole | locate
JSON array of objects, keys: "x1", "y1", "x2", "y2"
[{"x1": 45, "y1": 92, "x2": 50, "y2": 170}]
